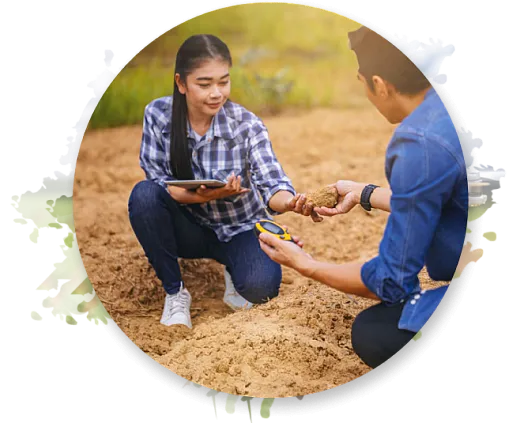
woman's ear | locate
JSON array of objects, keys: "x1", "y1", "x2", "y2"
[{"x1": 175, "y1": 73, "x2": 186, "y2": 94}]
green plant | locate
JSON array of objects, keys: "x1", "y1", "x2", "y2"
[
  {"x1": 181, "y1": 380, "x2": 275, "y2": 422},
  {"x1": 10, "y1": 183, "x2": 110, "y2": 326},
  {"x1": 412, "y1": 331, "x2": 422, "y2": 342}
]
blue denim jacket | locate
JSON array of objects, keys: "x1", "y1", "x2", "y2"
[{"x1": 361, "y1": 88, "x2": 468, "y2": 333}]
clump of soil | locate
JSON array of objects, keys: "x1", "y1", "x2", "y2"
[{"x1": 306, "y1": 185, "x2": 338, "y2": 208}]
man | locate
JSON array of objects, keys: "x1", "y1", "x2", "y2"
[{"x1": 259, "y1": 26, "x2": 468, "y2": 368}]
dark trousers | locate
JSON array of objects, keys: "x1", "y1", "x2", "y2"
[
  {"x1": 352, "y1": 302, "x2": 416, "y2": 368},
  {"x1": 128, "y1": 180, "x2": 281, "y2": 303}
]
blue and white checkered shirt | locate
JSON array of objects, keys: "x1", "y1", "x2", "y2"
[{"x1": 139, "y1": 96, "x2": 295, "y2": 242}]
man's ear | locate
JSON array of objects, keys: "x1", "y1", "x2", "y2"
[
  {"x1": 372, "y1": 75, "x2": 390, "y2": 99},
  {"x1": 175, "y1": 73, "x2": 186, "y2": 94}
]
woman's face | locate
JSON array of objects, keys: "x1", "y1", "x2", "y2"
[{"x1": 177, "y1": 59, "x2": 231, "y2": 120}]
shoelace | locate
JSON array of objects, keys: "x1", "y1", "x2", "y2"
[{"x1": 166, "y1": 290, "x2": 190, "y2": 318}]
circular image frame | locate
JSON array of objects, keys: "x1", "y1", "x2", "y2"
[{"x1": 14, "y1": 2, "x2": 504, "y2": 415}]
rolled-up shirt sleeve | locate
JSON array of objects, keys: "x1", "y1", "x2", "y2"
[
  {"x1": 248, "y1": 123, "x2": 295, "y2": 215},
  {"x1": 139, "y1": 104, "x2": 172, "y2": 190},
  {"x1": 361, "y1": 135, "x2": 461, "y2": 303}
]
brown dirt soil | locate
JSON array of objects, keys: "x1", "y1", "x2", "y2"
[
  {"x1": 306, "y1": 185, "x2": 339, "y2": 208},
  {"x1": 74, "y1": 107, "x2": 440, "y2": 397}
]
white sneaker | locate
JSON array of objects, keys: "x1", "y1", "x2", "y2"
[
  {"x1": 223, "y1": 269, "x2": 253, "y2": 311},
  {"x1": 160, "y1": 283, "x2": 192, "y2": 328}
]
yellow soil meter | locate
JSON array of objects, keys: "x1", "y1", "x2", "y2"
[{"x1": 254, "y1": 219, "x2": 296, "y2": 243}]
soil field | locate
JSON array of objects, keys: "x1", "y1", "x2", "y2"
[{"x1": 74, "y1": 106, "x2": 438, "y2": 397}]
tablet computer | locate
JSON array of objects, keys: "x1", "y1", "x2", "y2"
[{"x1": 165, "y1": 179, "x2": 226, "y2": 190}]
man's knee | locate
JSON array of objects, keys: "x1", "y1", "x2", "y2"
[
  {"x1": 351, "y1": 307, "x2": 388, "y2": 368},
  {"x1": 351, "y1": 304, "x2": 414, "y2": 369}
]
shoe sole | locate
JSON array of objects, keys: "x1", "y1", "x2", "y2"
[
  {"x1": 160, "y1": 319, "x2": 192, "y2": 329},
  {"x1": 223, "y1": 297, "x2": 253, "y2": 311}
]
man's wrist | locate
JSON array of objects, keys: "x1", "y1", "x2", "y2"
[
  {"x1": 360, "y1": 184, "x2": 379, "y2": 211},
  {"x1": 353, "y1": 183, "x2": 365, "y2": 205},
  {"x1": 297, "y1": 257, "x2": 318, "y2": 279}
]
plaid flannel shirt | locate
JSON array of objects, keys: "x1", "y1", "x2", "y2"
[{"x1": 139, "y1": 96, "x2": 295, "y2": 242}]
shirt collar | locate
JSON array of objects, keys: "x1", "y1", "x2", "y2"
[{"x1": 166, "y1": 102, "x2": 234, "y2": 141}]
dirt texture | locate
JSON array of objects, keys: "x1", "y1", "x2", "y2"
[
  {"x1": 306, "y1": 185, "x2": 339, "y2": 208},
  {"x1": 74, "y1": 107, "x2": 441, "y2": 397}
]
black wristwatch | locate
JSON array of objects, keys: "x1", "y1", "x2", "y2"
[{"x1": 360, "y1": 184, "x2": 379, "y2": 211}]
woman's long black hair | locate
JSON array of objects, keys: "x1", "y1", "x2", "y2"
[{"x1": 170, "y1": 34, "x2": 232, "y2": 180}]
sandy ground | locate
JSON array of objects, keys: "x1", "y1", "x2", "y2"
[{"x1": 74, "y1": 106, "x2": 437, "y2": 397}]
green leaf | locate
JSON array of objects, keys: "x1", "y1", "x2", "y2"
[
  {"x1": 29, "y1": 228, "x2": 39, "y2": 244},
  {"x1": 14, "y1": 218, "x2": 27, "y2": 225},
  {"x1": 10, "y1": 190, "x2": 73, "y2": 244},
  {"x1": 483, "y1": 232, "x2": 497, "y2": 241},
  {"x1": 66, "y1": 316, "x2": 77, "y2": 325},
  {"x1": 40, "y1": 295, "x2": 52, "y2": 310},
  {"x1": 31, "y1": 311, "x2": 42, "y2": 321},
  {"x1": 77, "y1": 296, "x2": 110, "y2": 325},
  {"x1": 225, "y1": 395, "x2": 238, "y2": 416},
  {"x1": 260, "y1": 398, "x2": 275, "y2": 418},
  {"x1": 12, "y1": 178, "x2": 103, "y2": 326},
  {"x1": 468, "y1": 196, "x2": 497, "y2": 222},
  {"x1": 47, "y1": 195, "x2": 75, "y2": 233}
]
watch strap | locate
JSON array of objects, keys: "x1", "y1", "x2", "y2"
[{"x1": 360, "y1": 184, "x2": 379, "y2": 211}]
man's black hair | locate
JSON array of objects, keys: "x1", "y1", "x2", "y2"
[{"x1": 348, "y1": 26, "x2": 431, "y2": 95}]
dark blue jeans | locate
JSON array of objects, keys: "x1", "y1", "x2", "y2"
[
  {"x1": 351, "y1": 302, "x2": 415, "y2": 368},
  {"x1": 128, "y1": 180, "x2": 281, "y2": 303}
]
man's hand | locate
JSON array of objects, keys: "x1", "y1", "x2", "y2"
[
  {"x1": 196, "y1": 172, "x2": 250, "y2": 201},
  {"x1": 259, "y1": 231, "x2": 314, "y2": 273},
  {"x1": 284, "y1": 193, "x2": 323, "y2": 223},
  {"x1": 314, "y1": 180, "x2": 365, "y2": 217}
]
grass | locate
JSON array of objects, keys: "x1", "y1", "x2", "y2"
[{"x1": 90, "y1": 4, "x2": 366, "y2": 129}]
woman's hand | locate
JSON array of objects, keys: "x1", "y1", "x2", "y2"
[{"x1": 196, "y1": 172, "x2": 250, "y2": 201}]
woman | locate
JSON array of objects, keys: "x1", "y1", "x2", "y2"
[
  {"x1": 129, "y1": 34, "x2": 304, "y2": 329},
  {"x1": 259, "y1": 27, "x2": 468, "y2": 368}
]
